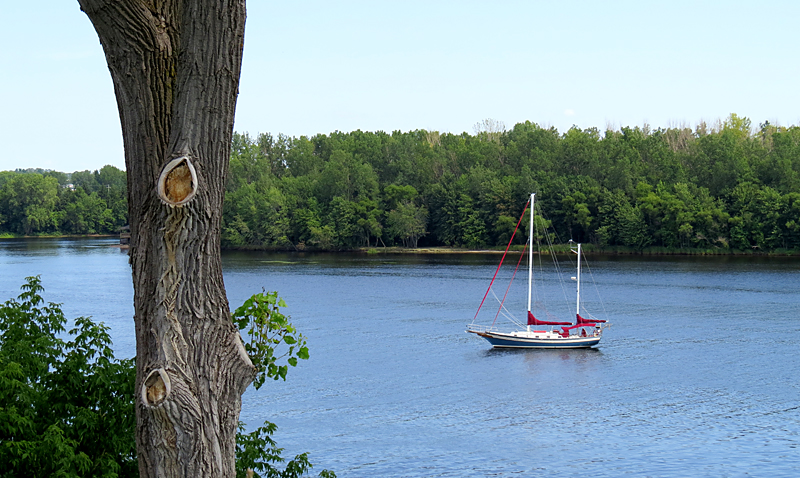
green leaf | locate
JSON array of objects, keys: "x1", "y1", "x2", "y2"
[{"x1": 297, "y1": 347, "x2": 309, "y2": 360}]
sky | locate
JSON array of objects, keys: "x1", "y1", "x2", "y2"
[{"x1": 2, "y1": 1, "x2": 799, "y2": 173}]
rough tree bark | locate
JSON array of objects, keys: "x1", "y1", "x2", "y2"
[{"x1": 77, "y1": 1, "x2": 255, "y2": 476}]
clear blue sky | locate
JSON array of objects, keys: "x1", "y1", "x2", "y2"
[{"x1": 2, "y1": 1, "x2": 798, "y2": 173}]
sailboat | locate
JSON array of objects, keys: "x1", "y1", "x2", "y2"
[{"x1": 466, "y1": 193, "x2": 610, "y2": 348}]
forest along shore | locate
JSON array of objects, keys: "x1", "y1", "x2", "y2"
[{"x1": 4, "y1": 115, "x2": 800, "y2": 255}]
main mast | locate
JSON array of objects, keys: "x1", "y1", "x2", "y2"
[
  {"x1": 576, "y1": 243, "x2": 582, "y2": 319},
  {"x1": 527, "y1": 193, "x2": 535, "y2": 319}
]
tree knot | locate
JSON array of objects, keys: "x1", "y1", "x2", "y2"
[
  {"x1": 158, "y1": 156, "x2": 198, "y2": 207},
  {"x1": 142, "y1": 368, "x2": 172, "y2": 407}
]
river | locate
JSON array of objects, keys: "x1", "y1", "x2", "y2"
[{"x1": 1, "y1": 237, "x2": 798, "y2": 477}]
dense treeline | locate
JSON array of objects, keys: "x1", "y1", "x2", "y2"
[
  {"x1": 5, "y1": 114, "x2": 800, "y2": 252},
  {"x1": 0, "y1": 166, "x2": 127, "y2": 236},
  {"x1": 222, "y1": 114, "x2": 800, "y2": 252}
]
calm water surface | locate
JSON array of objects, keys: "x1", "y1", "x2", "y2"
[{"x1": 1, "y1": 238, "x2": 799, "y2": 477}]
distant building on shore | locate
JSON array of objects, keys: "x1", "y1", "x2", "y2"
[{"x1": 119, "y1": 225, "x2": 130, "y2": 246}]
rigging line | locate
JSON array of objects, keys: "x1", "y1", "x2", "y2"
[
  {"x1": 581, "y1": 257, "x2": 609, "y2": 320},
  {"x1": 491, "y1": 242, "x2": 528, "y2": 326},
  {"x1": 531, "y1": 203, "x2": 553, "y2": 314},
  {"x1": 502, "y1": 312, "x2": 523, "y2": 329},
  {"x1": 471, "y1": 198, "x2": 530, "y2": 324},
  {"x1": 490, "y1": 287, "x2": 524, "y2": 328},
  {"x1": 540, "y1": 212, "x2": 573, "y2": 310}
]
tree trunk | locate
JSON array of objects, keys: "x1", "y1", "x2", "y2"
[{"x1": 77, "y1": 1, "x2": 255, "y2": 476}]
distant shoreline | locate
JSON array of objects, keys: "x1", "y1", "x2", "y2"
[
  {"x1": 3, "y1": 235, "x2": 798, "y2": 256},
  {"x1": 0, "y1": 234, "x2": 117, "y2": 239},
  {"x1": 225, "y1": 244, "x2": 800, "y2": 257}
]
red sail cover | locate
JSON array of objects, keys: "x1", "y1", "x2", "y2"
[
  {"x1": 562, "y1": 324, "x2": 597, "y2": 332},
  {"x1": 577, "y1": 314, "x2": 606, "y2": 324},
  {"x1": 528, "y1": 311, "x2": 571, "y2": 326}
]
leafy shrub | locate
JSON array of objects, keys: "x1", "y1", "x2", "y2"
[
  {"x1": 0, "y1": 276, "x2": 137, "y2": 477},
  {"x1": 232, "y1": 289, "x2": 333, "y2": 478},
  {"x1": 232, "y1": 289, "x2": 309, "y2": 388},
  {"x1": 0, "y1": 278, "x2": 333, "y2": 478}
]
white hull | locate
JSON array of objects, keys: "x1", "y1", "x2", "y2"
[{"x1": 466, "y1": 326, "x2": 602, "y2": 349}]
